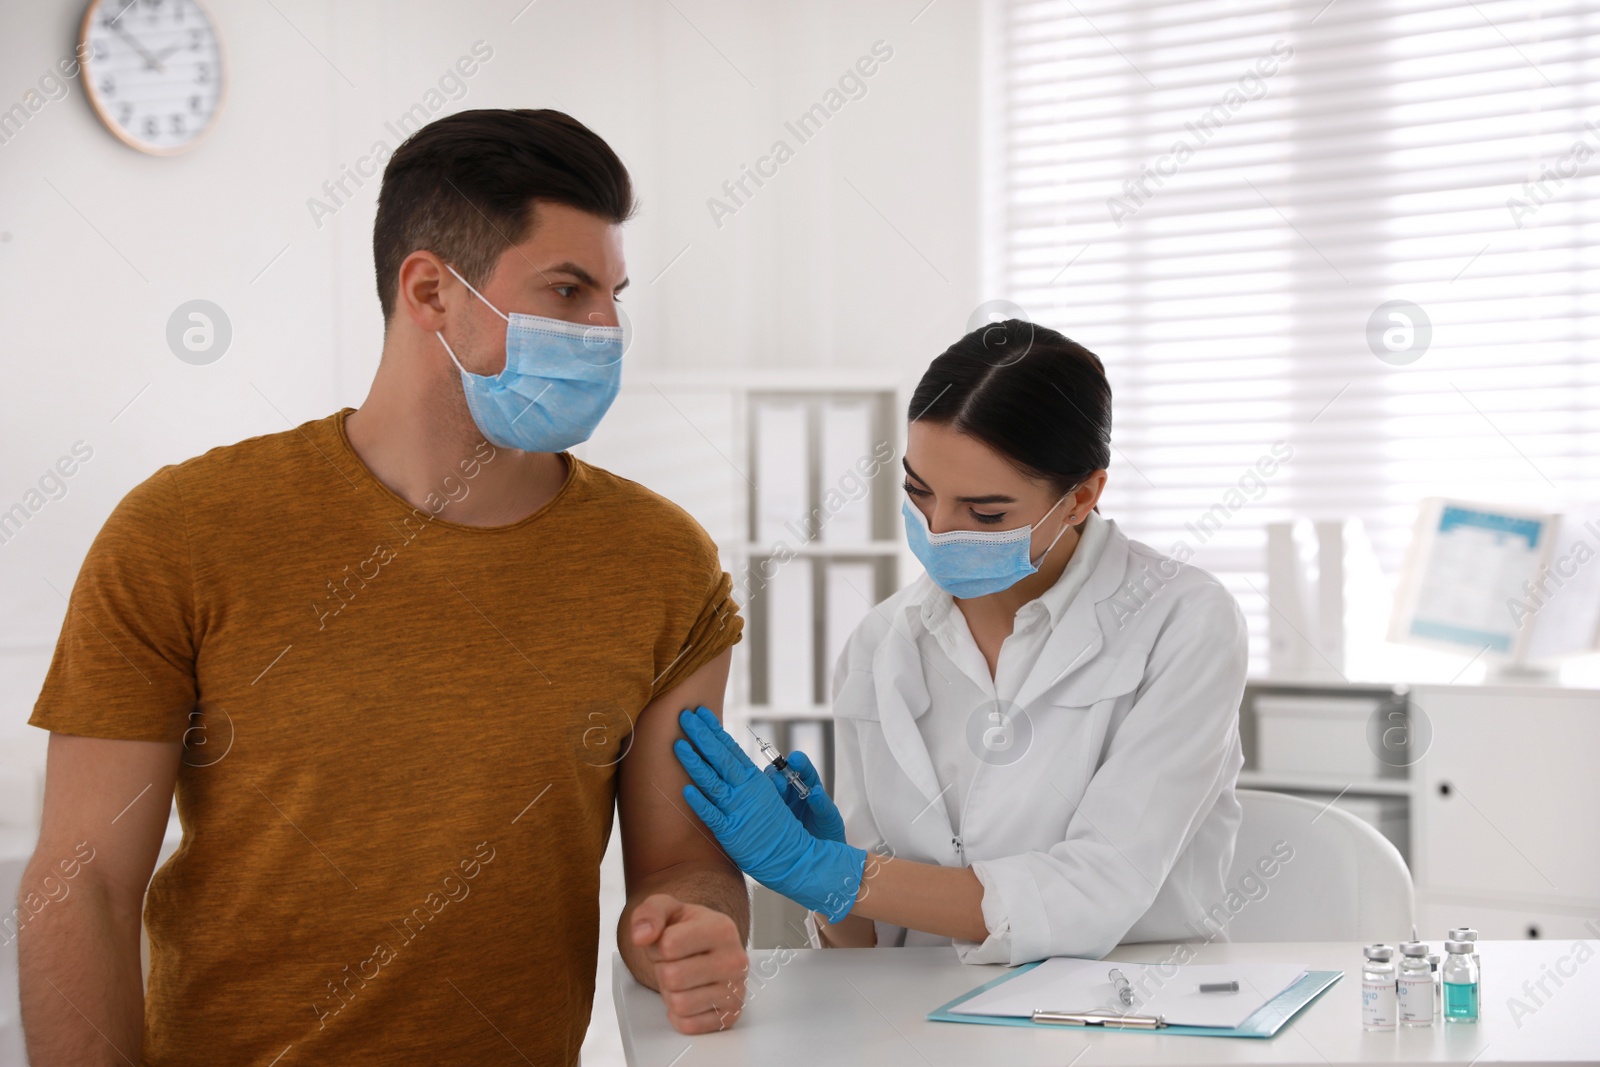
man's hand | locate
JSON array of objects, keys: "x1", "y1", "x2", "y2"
[{"x1": 629, "y1": 894, "x2": 748, "y2": 1034}]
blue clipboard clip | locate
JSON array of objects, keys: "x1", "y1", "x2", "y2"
[{"x1": 1032, "y1": 1009, "x2": 1167, "y2": 1029}]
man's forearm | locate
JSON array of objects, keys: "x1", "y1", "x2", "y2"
[
  {"x1": 19, "y1": 874, "x2": 145, "y2": 1066},
  {"x1": 618, "y1": 860, "x2": 749, "y2": 990}
]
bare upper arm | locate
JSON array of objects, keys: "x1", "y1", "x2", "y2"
[
  {"x1": 615, "y1": 648, "x2": 735, "y2": 891},
  {"x1": 26, "y1": 733, "x2": 180, "y2": 907}
]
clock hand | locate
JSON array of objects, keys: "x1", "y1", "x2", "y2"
[
  {"x1": 154, "y1": 41, "x2": 185, "y2": 62},
  {"x1": 111, "y1": 21, "x2": 166, "y2": 73}
]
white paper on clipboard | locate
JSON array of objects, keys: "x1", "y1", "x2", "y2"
[{"x1": 949, "y1": 958, "x2": 1308, "y2": 1029}]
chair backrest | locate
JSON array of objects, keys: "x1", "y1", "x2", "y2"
[{"x1": 1213, "y1": 789, "x2": 1415, "y2": 942}]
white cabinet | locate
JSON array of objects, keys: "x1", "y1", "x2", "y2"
[
  {"x1": 1417, "y1": 895, "x2": 1600, "y2": 942},
  {"x1": 1410, "y1": 684, "x2": 1600, "y2": 920},
  {"x1": 1241, "y1": 679, "x2": 1600, "y2": 940}
]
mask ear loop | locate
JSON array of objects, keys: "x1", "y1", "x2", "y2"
[
  {"x1": 443, "y1": 264, "x2": 510, "y2": 321},
  {"x1": 435, "y1": 263, "x2": 510, "y2": 377},
  {"x1": 1029, "y1": 488, "x2": 1081, "y2": 567}
]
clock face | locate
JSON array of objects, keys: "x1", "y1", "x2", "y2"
[{"x1": 80, "y1": 0, "x2": 226, "y2": 155}]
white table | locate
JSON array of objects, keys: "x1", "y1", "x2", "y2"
[{"x1": 614, "y1": 940, "x2": 1600, "y2": 1065}]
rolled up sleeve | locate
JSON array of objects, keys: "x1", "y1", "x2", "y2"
[{"x1": 956, "y1": 583, "x2": 1248, "y2": 965}]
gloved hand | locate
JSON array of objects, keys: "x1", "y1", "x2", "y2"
[
  {"x1": 674, "y1": 707, "x2": 865, "y2": 923},
  {"x1": 763, "y1": 749, "x2": 847, "y2": 844}
]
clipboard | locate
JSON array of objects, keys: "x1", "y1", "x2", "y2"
[{"x1": 928, "y1": 964, "x2": 1342, "y2": 1038}]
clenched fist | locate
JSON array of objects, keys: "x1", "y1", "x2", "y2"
[{"x1": 629, "y1": 894, "x2": 749, "y2": 1033}]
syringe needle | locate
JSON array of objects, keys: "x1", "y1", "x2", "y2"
[{"x1": 747, "y1": 725, "x2": 811, "y2": 800}]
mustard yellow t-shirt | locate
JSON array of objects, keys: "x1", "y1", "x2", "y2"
[{"x1": 30, "y1": 409, "x2": 742, "y2": 1066}]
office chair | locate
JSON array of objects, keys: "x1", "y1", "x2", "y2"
[{"x1": 1214, "y1": 788, "x2": 1415, "y2": 942}]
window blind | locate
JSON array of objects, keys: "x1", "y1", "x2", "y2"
[{"x1": 994, "y1": 0, "x2": 1600, "y2": 672}]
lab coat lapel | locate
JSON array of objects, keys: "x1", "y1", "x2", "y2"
[
  {"x1": 1011, "y1": 522, "x2": 1132, "y2": 711},
  {"x1": 868, "y1": 594, "x2": 947, "y2": 810}
]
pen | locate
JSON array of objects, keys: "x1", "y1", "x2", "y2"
[{"x1": 1199, "y1": 980, "x2": 1239, "y2": 993}]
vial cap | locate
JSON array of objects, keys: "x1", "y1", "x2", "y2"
[
  {"x1": 1444, "y1": 939, "x2": 1472, "y2": 953},
  {"x1": 1400, "y1": 941, "x2": 1429, "y2": 956},
  {"x1": 1449, "y1": 927, "x2": 1478, "y2": 941},
  {"x1": 1364, "y1": 944, "x2": 1395, "y2": 960}
]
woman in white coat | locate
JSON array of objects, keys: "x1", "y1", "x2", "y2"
[{"x1": 673, "y1": 319, "x2": 1249, "y2": 967}]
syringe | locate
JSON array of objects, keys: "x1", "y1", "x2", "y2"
[{"x1": 748, "y1": 726, "x2": 811, "y2": 800}]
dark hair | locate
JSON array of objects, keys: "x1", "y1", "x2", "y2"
[
  {"x1": 907, "y1": 319, "x2": 1112, "y2": 494},
  {"x1": 372, "y1": 108, "x2": 636, "y2": 322}
]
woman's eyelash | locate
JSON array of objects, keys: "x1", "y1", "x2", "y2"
[{"x1": 905, "y1": 481, "x2": 1007, "y2": 525}]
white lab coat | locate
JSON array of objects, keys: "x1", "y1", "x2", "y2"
[{"x1": 831, "y1": 516, "x2": 1248, "y2": 965}]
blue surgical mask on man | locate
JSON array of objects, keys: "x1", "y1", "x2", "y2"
[
  {"x1": 434, "y1": 264, "x2": 624, "y2": 452},
  {"x1": 901, "y1": 492, "x2": 1075, "y2": 599}
]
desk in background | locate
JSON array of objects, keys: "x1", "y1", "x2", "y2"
[{"x1": 614, "y1": 941, "x2": 1599, "y2": 1066}]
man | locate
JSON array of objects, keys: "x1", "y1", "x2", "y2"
[{"x1": 19, "y1": 109, "x2": 750, "y2": 1065}]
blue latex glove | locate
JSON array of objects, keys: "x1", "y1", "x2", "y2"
[
  {"x1": 763, "y1": 749, "x2": 847, "y2": 844},
  {"x1": 674, "y1": 707, "x2": 866, "y2": 923}
]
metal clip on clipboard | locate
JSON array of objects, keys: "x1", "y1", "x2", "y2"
[
  {"x1": 1032, "y1": 968, "x2": 1169, "y2": 1028},
  {"x1": 1030, "y1": 1009, "x2": 1168, "y2": 1029}
]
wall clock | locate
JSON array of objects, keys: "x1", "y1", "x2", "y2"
[{"x1": 79, "y1": 0, "x2": 226, "y2": 156}]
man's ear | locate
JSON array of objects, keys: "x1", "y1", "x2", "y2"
[{"x1": 396, "y1": 250, "x2": 453, "y2": 334}]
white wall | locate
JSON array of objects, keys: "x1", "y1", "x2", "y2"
[
  {"x1": 0, "y1": 1, "x2": 980, "y2": 1060},
  {"x1": 0, "y1": 0, "x2": 980, "y2": 785}
]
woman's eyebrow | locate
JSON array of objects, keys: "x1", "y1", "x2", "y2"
[{"x1": 902, "y1": 458, "x2": 1016, "y2": 505}]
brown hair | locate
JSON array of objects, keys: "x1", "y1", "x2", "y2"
[{"x1": 372, "y1": 108, "x2": 635, "y2": 322}]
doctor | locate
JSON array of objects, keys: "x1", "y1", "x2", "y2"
[{"x1": 674, "y1": 318, "x2": 1249, "y2": 967}]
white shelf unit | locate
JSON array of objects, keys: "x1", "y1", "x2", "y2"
[
  {"x1": 1238, "y1": 680, "x2": 1415, "y2": 865},
  {"x1": 577, "y1": 371, "x2": 910, "y2": 789},
  {"x1": 1235, "y1": 770, "x2": 1413, "y2": 799},
  {"x1": 1240, "y1": 677, "x2": 1600, "y2": 941}
]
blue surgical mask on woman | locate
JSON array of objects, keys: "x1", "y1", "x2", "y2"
[
  {"x1": 434, "y1": 264, "x2": 624, "y2": 452},
  {"x1": 901, "y1": 492, "x2": 1076, "y2": 599}
]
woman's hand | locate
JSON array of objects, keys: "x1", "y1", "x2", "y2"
[
  {"x1": 764, "y1": 750, "x2": 847, "y2": 843},
  {"x1": 673, "y1": 707, "x2": 865, "y2": 923}
]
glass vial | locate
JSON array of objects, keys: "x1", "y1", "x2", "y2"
[
  {"x1": 1449, "y1": 927, "x2": 1481, "y2": 989},
  {"x1": 1362, "y1": 943, "x2": 1397, "y2": 1031},
  {"x1": 1443, "y1": 939, "x2": 1480, "y2": 1022},
  {"x1": 1398, "y1": 942, "x2": 1433, "y2": 1026},
  {"x1": 1429, "y1": 952, "x2": 1441, "y2": 1017}
]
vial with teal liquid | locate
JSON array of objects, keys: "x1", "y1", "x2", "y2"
[{"x1": 1442, "y1": 939, "x2": 1479, "y2": 1022}]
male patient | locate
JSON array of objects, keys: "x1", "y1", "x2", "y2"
[{"x1": 18, "y1": 109, "x2": 749, "y2": 1065}]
